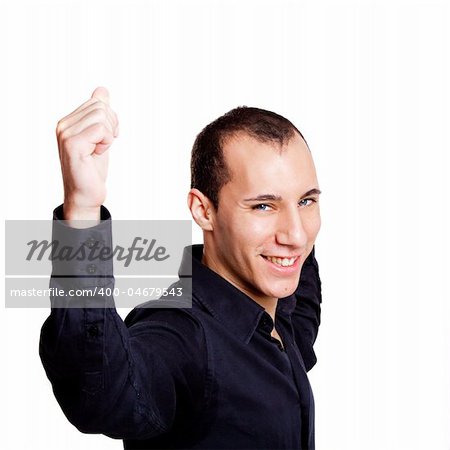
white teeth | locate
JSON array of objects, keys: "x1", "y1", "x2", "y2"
[{"x1": 265, "y1": 256, "x2": 296, "y2": 267}]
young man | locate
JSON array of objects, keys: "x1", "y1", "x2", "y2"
[{"x1": 40, "y1": 87, "x2": 323, "y2": 449}]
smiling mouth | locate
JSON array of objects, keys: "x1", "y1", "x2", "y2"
[{"x1": 262, "y1": 255, "x2": 299, "y2": 267}]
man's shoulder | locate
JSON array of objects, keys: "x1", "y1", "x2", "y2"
[{"x1": 123, "y1": 280, "x2": 204, "y2": 331}]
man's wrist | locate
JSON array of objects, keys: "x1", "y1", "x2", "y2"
[{"x1": 63, "y1": 203, "x2": 101, "y2": 228}]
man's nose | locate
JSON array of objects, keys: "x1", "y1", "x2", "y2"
[{"x1": 275, "y1": 206, "x2": 308, "y2": 248}]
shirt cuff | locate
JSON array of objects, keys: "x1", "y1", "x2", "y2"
[{"x1": 51, "y1": 204, "x2": 114, "y2": 288}]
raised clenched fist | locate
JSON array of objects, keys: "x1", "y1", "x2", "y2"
[{"x1": 56, "y1": 87, "x2": 119, "y2": 224}]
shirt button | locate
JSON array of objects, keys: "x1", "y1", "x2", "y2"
[
  {"x1": 84, "y1": 237, "x2": 97, "y2": 249},
  {"x1": 86, "y1": 264, "x2": 97, "y2": 274},
  {"x1": 260, "y1": 315, "x2": 273, "y2": 332},
  {"x1": 87, "y1": 324, "x2": 99, "y2": 338}
]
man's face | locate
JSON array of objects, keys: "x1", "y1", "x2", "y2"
[{"x1": 205, "y1": 131, "x2": 321, "y2": 303}]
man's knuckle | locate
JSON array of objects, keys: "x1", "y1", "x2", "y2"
[
  {"x1": 92, "y1": 108, "x2": 109, "y2": 123},
  {"x1": 59, "y1": 128, "x2": 72, "y2": 142},
  {"x1": 91, "y1": 122, "x2": 106, "y2": 133},
  {"x1": 93, "y1": 100, "x2": 106, "y2": 110},
  {"x1": 56, "y1": 120, "x2": 65, "y2": 135}
]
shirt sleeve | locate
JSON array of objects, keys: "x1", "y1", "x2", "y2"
[
  {"x1": 291, "y1": 245, "x2": 322, "y2": 372},
  {"x1": 39, "y1": 205, "x2": 207, "y2": 440}
]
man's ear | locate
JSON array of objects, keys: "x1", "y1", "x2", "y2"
[{"x1": 187, "y1": 188, "x2": 214, "y2": 231}]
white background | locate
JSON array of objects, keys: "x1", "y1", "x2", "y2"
[{"x1": 1, "y1": 0, "x2": 449, "y2": 449}]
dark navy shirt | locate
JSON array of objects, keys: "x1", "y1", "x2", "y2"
[{"x1": 39, "y1": 205, "x2": 322, "y2": 450}]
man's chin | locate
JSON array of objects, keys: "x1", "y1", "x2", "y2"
[
  {"x1": 265, "y1": 283, "x2": 298, "y2": 300},
  {"x1": 273, "y1": 276, "x2": 301, "y2": 299}
]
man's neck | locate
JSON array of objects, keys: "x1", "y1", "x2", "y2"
[{"x1": 254, "y1": 296, "x2": 278, "y2": 323}]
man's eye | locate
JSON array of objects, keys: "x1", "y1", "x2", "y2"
[
  {"x1": 252, "y1": 204, "x2": 271, "y2": 211},
  {"x1": 299, "y1": 198, "x2": 317, "y2": 207}
]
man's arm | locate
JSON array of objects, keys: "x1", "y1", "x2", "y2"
[
  {"x1": 39, "y1": 204, "x2": 207, "y2": 439},
  {"x1": 291, "y1": 245, "x2": 322, "y2": 372},
  {"x1": 40, "y1": 88, "x2": 206, "y2": 439}
]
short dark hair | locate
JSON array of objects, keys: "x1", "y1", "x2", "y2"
[{"x1": 190, "y1": 106, "x2": 307, "y2": 209}]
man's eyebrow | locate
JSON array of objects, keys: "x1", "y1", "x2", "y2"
[
  {"x1": 301, "y1": 188, "x2": 322, "y2": 198},
  {"x1": 243, "y1": 188, "x2": 322, "y2": 202},
  {"x1": 243, "y1": 194, "x2": 282, "y2": 202}
]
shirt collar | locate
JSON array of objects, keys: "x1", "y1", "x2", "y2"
[{"x1": 178, "y1": 244, "x2": 296, "y2": 344}]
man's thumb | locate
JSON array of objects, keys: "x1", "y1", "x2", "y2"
[{"x1": 91, "y1": 86, "x2": 110, "y2": 104}]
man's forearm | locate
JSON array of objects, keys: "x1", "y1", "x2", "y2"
[
  {"x1": 39, "y1": 205, "x2": 160, "y2": 438},
  {"x1": 292, "y1": 245, "x2": 322, "y2": 372}
]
